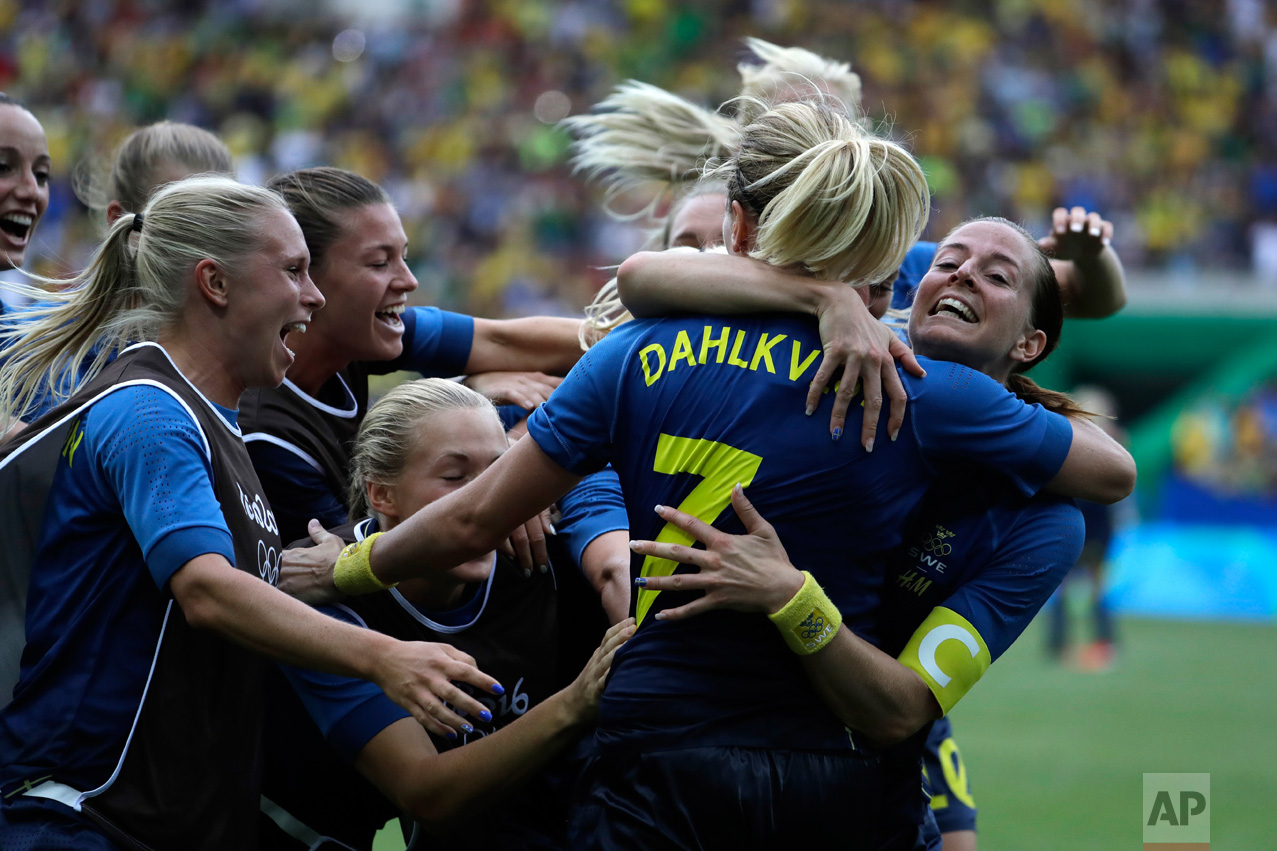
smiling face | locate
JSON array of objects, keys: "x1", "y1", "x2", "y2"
[
  {"x1": 907, "y1": 220, "x2": 1047, "y2": 381},
  {"x1": 300, "y1": 202, "x2": 418, "y2": 365},
  {"x1": 223, "y1": 207, "x2": 324, "y2": 389},
  {"x1": 375, "y1": 405, "x2": 508, "y2": 599},
  {"x1": 0, "y1": 105, "x2": 50, "y2": 270}
]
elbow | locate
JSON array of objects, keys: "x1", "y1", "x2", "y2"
[
  {"x1": 615, "y1": 252, "x2": 656, "y2": 316},
  {"x1": 171, "y1": 573, "x2": 225, "y2": 633},
  {"x1": 1095, "y1": 452, "x2": 1137, "y2": 504},
  {"x1": 400, "y1": 787, "x2": 467, "y2": 833},
  {"x1": 860, "y1": 713, "x2": 929, "y2": 747}
]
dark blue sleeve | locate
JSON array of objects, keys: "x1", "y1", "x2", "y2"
[
  {"x1": 277, "y1": 604, "x2": 411, "y2": 764},
  {"x1": 892, "y1": 241, "x2": 937, "y2": 310},
  {"x1": 556, "y1": 466, "x2": 629, "y2": 567},
  {"x1": 86, "y1": 386, "x2": 236, "y2": 588},
  {"x1": 525, "y1": 330, "x2": 628, "y2": 476},
  {"x1": 941, "y1": 498, "x2": 1084, "y2": 661},
  {"x1": 905, "y1": 358, "x2": 1073, "y2": 497},
  {"x1": 246, "y1": 439, "x2": 348, "y2": 533},
  {"x1": 369, "y1": 306, "x2": 475, "y2": 377}
]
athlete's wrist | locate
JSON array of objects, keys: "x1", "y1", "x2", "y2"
[
  {"x1": 765, "y1": 569, "x2": 807, "y2": 616},
  {"x1": 768, "y1": 571, "x2": 842, "y2": 655}
]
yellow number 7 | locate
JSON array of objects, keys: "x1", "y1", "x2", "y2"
[{"x1": 635, "y1": 434, "x2": 763, "y2": 625}]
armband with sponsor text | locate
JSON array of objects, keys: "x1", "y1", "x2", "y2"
[
  {"x1": 768, "y1": 571, "x2": 842, "y2": 655},
  {"x1": 333, "y1": 532, "x2": 396, "y2": 596}
]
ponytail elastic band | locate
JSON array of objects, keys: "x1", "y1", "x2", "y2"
[{"x1": 131, "y1": 213, "x2": 144, "y2": 233}]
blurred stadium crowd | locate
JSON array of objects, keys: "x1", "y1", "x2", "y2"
[
  {"x1": 1174, "y1": 381, "x2": 1277, "y2": 498},
  {"x1": 3, "y1": 0, "x2": 1277, "y2": 318}
]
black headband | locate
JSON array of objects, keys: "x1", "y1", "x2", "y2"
[{"x1": 131, "y1": 213, "x2": 144, "y2": 233}]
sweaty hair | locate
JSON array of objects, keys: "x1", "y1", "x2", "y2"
[
  {"x1": 0, "y1": 176, "x2": 290, "y2": 425},
  {"x1": 75, "y1": 121, "x2": 234, "y2": 218},
  {"x1": 347, "y1": 378, "x2": 500, "y2": 522},
  {"x1": 564, "y1": 81, "x2": 739, "y2": 221},
  {"x1": 267, "y1": 167, "x2": 391, "y2": 270},
  {"x1": 708, "y1": 99, "x2": 929, "y2": 285},
  {"x1": 736, "y1": 38, "x2": 864, "y2": 125}
]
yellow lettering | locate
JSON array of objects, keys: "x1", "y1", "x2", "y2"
[
  {"x1": 62, "y1": 419, "x2": 85, "y2": 468},
  {"x1": 727, "y1": 330, "x2": 750, "y2": 368},
  {"x1": 789, "y1": 341, "x2": 821, "y2": 382},
  {"x1": 639, "y1": 344, "x2": 667, "y2": 386},
  {"x1": 748, "y1": 332, "x2": 787, "y2": 373},
  {"x1": 669, "y1": 330, "x2": 697, "y2": 371},
  {"x1": 699, "y1": 325, "x2": 731, "y2": 365}
]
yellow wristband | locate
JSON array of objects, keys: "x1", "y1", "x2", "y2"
[
  {"x1": 332, "y1": 532, "x2": 395, "y2": 596},
  {"x1": 767, "y1": 571, "x2": 842, "y2": 655}
]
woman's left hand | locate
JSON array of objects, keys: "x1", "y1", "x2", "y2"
[
  {"x1": 463, "y1": 371, "x2": 562, "y2": 410},
  {"x1": 279, "y1": 519, "x2": 346, "y2": 604},
  {"x1": 628, "y1": 485, "x2": 804, "y2": 621}
]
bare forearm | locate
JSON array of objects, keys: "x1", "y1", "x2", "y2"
[
  {"x1": 1056, "y1": 247, "x2": 1126, "y2": 319},
  {"x1": 394, "y1": 690, "x2": 587, "y2": 827},
  {"x1": 800, "y1": 627, "x2": 939, "y2": 745},
  {"x1": 470, "y1": 317, "x2": 582, "y2": 375},
  {"x1": 171, "y1": 555, "x2": 386, "y2": 679},
  {"x1": 581, "y1": 531, "x2": 632, "y2": 625},
  {"x1": 1047, "y1": 416, "x2": 1136, "y2": 503},
  {"x1": 616, "y1": 250, "x2": 830, "y2": 318}
]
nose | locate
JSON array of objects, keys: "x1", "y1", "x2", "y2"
[
  {"x1": 394, "y1": 257, "x2": 419, "y2": 294},
  {"x1": 301, "y1": 271, "x2": 325, "y2": 310},
  {"x1": 12, "y1": 168, "x2": 40, "y2": 202},
  {"x1": 951, "y1": 259, "x2": 979, "y2": 288}
]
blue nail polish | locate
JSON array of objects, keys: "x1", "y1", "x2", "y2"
[
  {"x1": 446, "y1": 730, "x2": 458, "y2": 740},
  {"x1": 832, "y1": 427, "x2": 843, "y2": 441},
  {"x1": 491, "y1": 683, "x2": 505, "y2": 696},
  {"x1": 479, "y1": 709, "x2": 493, "y2": 722},
  {"x1": 634, "y1": 577, "x2": 647, "y2": 586},
  {"x1": 461, "y1": 723, "x2": 473, "y2": 734}
]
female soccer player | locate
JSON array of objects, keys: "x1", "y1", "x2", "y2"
[
  {"x1": 282, "y1": 101, "x2": 1133, "y2": 848},
  {"x1": 76, "y1": 119, "x2": 234, "y2": 224},
  {"x1": 0, "y1": 95, "x2": 49, "y2": 277},
  {"x1": 240, "y1": 166, "x2": 583, "y2": 548},
  {"x1": 262, "y1": 378, "x2": 632, "y2": 850},
  {"x1": 0, "y1": 177, "x2": 499, "y2": 850}
]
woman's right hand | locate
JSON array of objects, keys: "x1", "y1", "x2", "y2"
[
  {"x1": 564, "y1": 618, "x2": 635, "y2": 723},
  {"x1": 807, "y1": 284, "x2": 924, "y2": 449},
  {"x1": 372, "y1": 639, "x2": 505, "y2": 740}
]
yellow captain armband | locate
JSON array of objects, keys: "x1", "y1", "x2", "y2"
[
  {"x1": 332, "y1": 532, "x2": 396, "y2": 596},
  {"x1": 898, "y1": 607, "x2": 991, "y2": 715},
  {"x1": 768, "y1": 571, "x2": 842, "y2": 655}
]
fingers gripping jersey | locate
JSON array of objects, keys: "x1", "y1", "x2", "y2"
[{"x1": 526, "y1": 314, "x2": 1073, "y2": 753}]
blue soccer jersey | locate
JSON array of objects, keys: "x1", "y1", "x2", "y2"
[
  {"x1": 526, "y1": 313, "x2": 1072, "y2": 752},
  {"x1": 882, "y1": 473, "x2": 1084, "y2": 715},
  {"x1": 891, "y1": 241, "x2": 939, "y2": 310}
]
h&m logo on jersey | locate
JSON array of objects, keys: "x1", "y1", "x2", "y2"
[
  {"x1": 906, "y1": 524, "x2": 956, "y2": 576},
  {"x1": 794, "y1": 607, "x2": 836, "y2": 651},
  {"x1": 237, "y1": 482, "x2": 279, "y2": 536}
]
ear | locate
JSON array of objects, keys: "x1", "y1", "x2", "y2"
[
  {"x1": 728, "y1": 200, "x2": 755, "y2": 255},
  {"x1": 194, "y1": 258, "x2": 230, "y2": 309},
  {"x1": 366, "y1": 480, "x2": 399, "y2": 524},
  {"x1": 1010, "y1": 327, "x2": 1048, "y2": 366},
  {"x1": 105, "y1": 201, "x2": 126, "y2": 225}
]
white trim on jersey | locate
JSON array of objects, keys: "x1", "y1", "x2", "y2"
[
  {"x1": 281, "y1": 374, "x2": 358, "y2": 419},
  {"x1": 241, "y1": 432, "x2": 325, "y2": 473},
  {"x1": 388, "y1": 554, "x2": 498, "y2": 634}
]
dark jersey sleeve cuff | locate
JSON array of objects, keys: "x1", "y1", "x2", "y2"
[
  {"x1": 1020, "y1": 412, "x2": 1074, "y2": 495},
  {"x1": 328, "y1": 692, "x2": 413, "y2": 764},
  {"x1": 147, "y1": 526, "x2": 236, "y2": 589}
]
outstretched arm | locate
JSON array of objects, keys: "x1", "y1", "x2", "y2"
[
  {"x1": 170, "y1": 554, "x2": 499, "y2": 737},
  {"x1": 630, "y1": 487, "x2": 940, "y2": 745},
  {"x1": 468, "y1": 317, "x2": 584, "y2": 376},
  {"x1": 617, "y1": 249, "x2": 923, "y2": 447},
  {"x1": 1041, "y1": 206, "x2": 1127, "y2": 319},
  {"x1": 353, "y1": 619, "x2": 633, "y2": 829}
]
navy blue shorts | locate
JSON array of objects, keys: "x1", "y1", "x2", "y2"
[
  {"x1": 568, "y1": 745, "x2": 929, "y2": 850},
  {"x1": 0, "y1": 797, "x2": 121, "y2": 851},
  {"x1": 921, "y1": 717, "x2": 978, "y2": 834}
]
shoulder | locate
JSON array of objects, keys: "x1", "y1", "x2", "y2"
[
  {"x1": 902, "y1": 357, "x2": 1008, "y2": 405},
  {"x1": 82, "y1": 383, "x2": 208, "y2": 453}
]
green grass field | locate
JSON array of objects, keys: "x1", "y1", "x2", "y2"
[{"x1": 376, "y1": 616, "x2": 1274, "y2": 850}]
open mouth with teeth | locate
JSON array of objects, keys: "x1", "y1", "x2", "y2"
[
  {"x1": 0, "y1": 213, "x2": 35, "y2": 244},
  {"x1": 931, "y1": 296, "x2": 977, "y2": 323},
  {"x1": 375, "y1": 304, "x2": 406, "y2": 328},
  {"x1": 280, "y1": 321, "x2": 307, "y2": 358}
]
